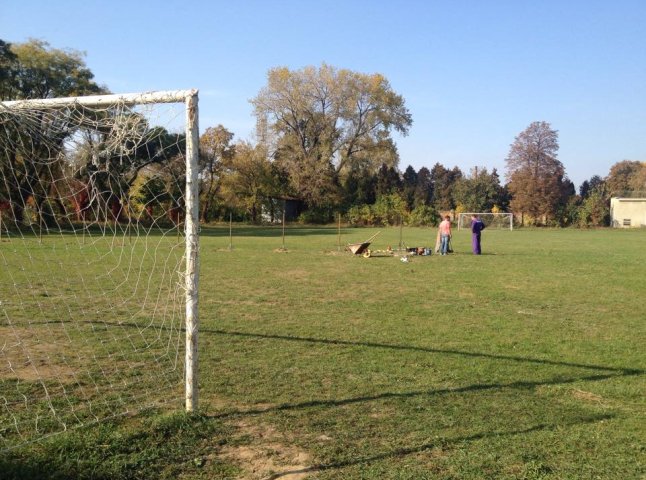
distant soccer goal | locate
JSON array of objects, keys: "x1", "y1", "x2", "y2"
[
  {"x1": 0, "y1": 90, "x2": 200, "y2": 450},
  {"x1": 457, "y1": 212, "x2": 514, "y2": 231}
]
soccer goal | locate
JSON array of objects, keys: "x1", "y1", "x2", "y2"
[
  {"x1": 0, "y1": 90, "x2": 200, "y2": 450},
  {"x1": 457, "y1": 212, "x2": 514, "y2": 231}
]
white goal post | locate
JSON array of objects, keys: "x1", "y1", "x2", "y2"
[
  {"x1": 457, "y1": 212, "x2": 513, "y2": 231},
  {"x1": 0, "y1": 90, "x2": 200, "y2": 449}
]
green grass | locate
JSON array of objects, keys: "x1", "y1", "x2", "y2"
[{"x1": 2, "y1": 226, "x2": 645, "y2": 479}]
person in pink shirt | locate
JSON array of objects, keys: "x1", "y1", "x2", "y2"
[{"x1": 438, "y1": 215, "x2": 452, "y2": 255}]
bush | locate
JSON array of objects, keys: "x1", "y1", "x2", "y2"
[
  {"x1": 578, "y1": 189, "x2": 610, "y2": 227},
  {"x1": 408, "y1": 205, "x2": 439, "y2": 226},
  {"x1": 297, "y1": 207, "x2": 334, "y2": 224},
  {"x1": 371, "y1": 194, "x2": 408, "y2": 226}
]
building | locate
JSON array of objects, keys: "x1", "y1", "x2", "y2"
[{"x1": 610, "y1": 197, "x2": 646, "y2": 228}]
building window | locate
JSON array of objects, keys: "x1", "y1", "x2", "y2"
[{"x1": 623, "y1": 218, "x2": 631, "y2": 227}]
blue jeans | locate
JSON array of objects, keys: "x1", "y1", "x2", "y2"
[{"x1": 441, "y1": 234, "x2": 450, "y2": 254}]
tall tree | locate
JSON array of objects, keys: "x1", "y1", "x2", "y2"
[
  {"x1": 430, "y1": 163, "x2": 462, "y2": 212},
  {"x1": 505, "y1": 121, "x2": 567, "y2": 224},
  {"x1": 220, "y1": 142, "x2": 275, "y2": 223},
  {"x1": 342, "y1": 167, "x2": 376, "y2": 208},
  {"x1": 401, "y1": 165, "x2": 418, "y2": 210},
  {"x1": 199, "y1": 125, "x2": 234, "y2": 222},
  {"x1": 579, "y1": 175, "x2": 605, "y2": 199},
  {"x1": 413, "y1": 166, "x2": 433, "y2": 208},
  {"x1": 375, "y1": 163, "x2": 402, "y2": 197},
  {"x1": 251, "y1": 64, "x2": 412, "y2": 207}
]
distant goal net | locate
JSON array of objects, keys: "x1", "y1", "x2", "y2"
[
  {"x1": 457, "y1": 212, "x2": 513, "y2": 231},
  {"x1": 0, "y1": 90, "x2": 200, "y2": 450}
]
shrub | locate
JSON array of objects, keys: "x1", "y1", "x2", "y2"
[{"x1": 408, "y1": 205, "x2": 439, "y2": 226}]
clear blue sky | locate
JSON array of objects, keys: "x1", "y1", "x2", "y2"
[{"x1": 2, "y1": 0, "x2": 645, "y2": 188}]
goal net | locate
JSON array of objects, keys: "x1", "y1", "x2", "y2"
[
  {"x1": 457, "y1": 212, "x2": 513, "y2": 231},
  {"x1": 0, "y1": 90, "x2": 200, "y2": 450}
]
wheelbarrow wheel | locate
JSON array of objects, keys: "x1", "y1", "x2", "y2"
[{"x1": 362, "y1": 249, "x2": 371, "y2": 258}]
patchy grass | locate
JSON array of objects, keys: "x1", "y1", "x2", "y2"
[{"x1": 2, "y1": 226, "x2": 645, "y2": 479}]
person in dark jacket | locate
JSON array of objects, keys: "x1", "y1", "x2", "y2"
[{"x1": 471, "y1": 215, "x2": 485, "y2": 254}]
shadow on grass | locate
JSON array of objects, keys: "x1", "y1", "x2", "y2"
[
  {"x1": 25, "y1": 321, "x2": 643, "y2": 375},
  {"x1": 204, "y1": 328, "x2": 643, "y2": 375},
  {"x1": 206, "y1": 371, "x2": 632, "y2": 420},
  {"x1": 0, "y1": 412, "x2": 236, "y2": 480},
  {"x1": 261, "y1": 413, "x2": 614, "y2": 479},
  {"x1": 3, "y1": 322, "x2": 637, "y2": 478}
]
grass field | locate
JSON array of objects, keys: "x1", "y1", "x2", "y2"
[{"x1": 2, "y1": 226, "x2": 645, "y2": 479}]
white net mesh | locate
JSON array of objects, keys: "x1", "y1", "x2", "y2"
[{"x1": 0, "y1": 95, "x2": 192, "y2": 449}]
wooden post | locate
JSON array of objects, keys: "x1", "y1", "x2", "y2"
[
  {"x1": 281, "y1": 201, "x2": 286, "y2": 250},
  {"x1": 228, "y1": 212, "x2": 233, "y2": 250},
  {"x1": 184, "y1": 92, "x2": 200, "y2": 412},
  {"x1": 337, "y1": 213, "x2": 341, "y2": 251}
]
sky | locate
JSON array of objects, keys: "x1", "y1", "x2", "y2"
[{"x1": 2, "y1": 0, "x2": 645, "y2": 189}]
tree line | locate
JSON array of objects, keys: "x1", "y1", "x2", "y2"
[{"x1": 1, "y1": 39, "x2": 644, "y2": 229}]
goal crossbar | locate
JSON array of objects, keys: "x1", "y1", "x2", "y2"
[{"x1": 1, "y1": 89, "x2": 198, "y2": 109}]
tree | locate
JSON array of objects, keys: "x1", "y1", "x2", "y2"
[
  {"x1": 220, "y1": 142, "x2": 275, "y2": 223},
  {"x1": 629, "y1": 163, "x2": 646, "y2": 192},
  {"x1": 1, "y1": 38, "x2": 106, "y2": 226},
  {"x1": 341, "y1": 167, "x2": 376, "y2": 209},
  {"x1": 251, "y1": 64, "x2": 412, "y2": 207},
  {"x1": 453, "y1": 166, "x2": 505, "y2": 213},
  {"x1": 375, "y1": 163, "x2": 402, "y2": 197},
  {"x1": 579, "y1": 175, "x2": 604, "y2": 199},
  {"x1": 578, "y1": 187, "x2": 610, "y2": 227},
  {"x1": 401, "y1": 165, "x2": 418, "y2": 210},
  {"x1": 505, "y1": 121, "x2": 568, "y2": 225},
  {"x1": 82, "y1": 123, "x2": 186, "y2": 223},
  {"x1": 199, "y1": 125, "x2": 234, "y2": 222},
  {"x1": 371, "y1": 193, "x2": 407, "y2": 226},
  {"x1": 273, "y1": 141, "x2": 340, "y2": 208},
  {"x1": 430, "y1": 163, "x2": 462, "y2": 212},
  {"x1": 413, "y1": 166, "x2": 433, "y2": 208},
  {"x1": 2, "y1": 38, "x2": 105, "y2": 100},
  {"x1": 606, "y1": 160, "x2": 645, "y2": 195},
  {"x1": 0, "y1": 40, "x2": 18, "y2": 99}
]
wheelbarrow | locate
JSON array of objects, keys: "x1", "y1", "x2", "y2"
[{"x1": 346, "y1": 231, "x2": 381, "y2": 256}]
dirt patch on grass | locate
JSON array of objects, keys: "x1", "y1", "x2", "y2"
[
  {"x1": 324, "y1": 249, "x2": 354, "y2": 257},
  {"x1": 0, "y1": 326, "x2": 79, "y2": 382},
  {"x1": 572, "y1": 388, "x2": 604, "y2": 403},
  {"x1": 0, "y1": 325, "x2": 168, "y2": 385},
  {"x1": 219, "y1": 420, "x2": 312, "y2": 480},
  {"x1": 274, "y1": 269, "x2": 310, "y2": 281}
]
